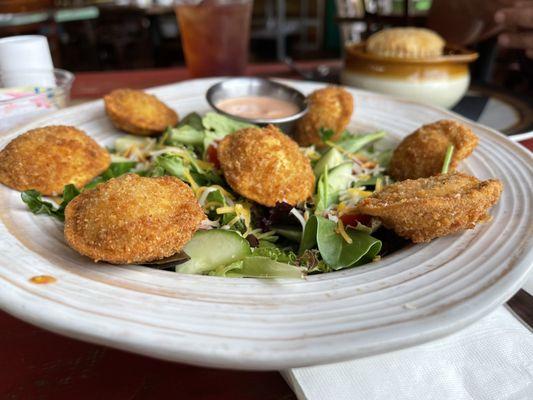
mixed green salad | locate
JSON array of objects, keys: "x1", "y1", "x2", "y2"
[{"x1": 22, "y1": 112, "x2": 404, "y2": 279}]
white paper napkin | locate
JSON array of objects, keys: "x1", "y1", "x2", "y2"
[{"x1": 284, "y1": 306, "x2": 533, "y2": 400}]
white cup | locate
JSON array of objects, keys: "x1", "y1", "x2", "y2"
[{"x1": 0, "y1": 35, "x2": 55, "y2": 88}]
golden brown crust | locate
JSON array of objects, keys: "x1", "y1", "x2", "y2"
[
  {"x1": 104, "y1": 89, "x2": 178, "y2": 136},
  {"x1": 294, "y1": 86, "x2": 354, "y2": 147},
  {"x1": 366, "y1": 27, "x2": 445, "y2": 59},
  {"x1": 389, "y1": 120, "x2": 478, "y2": 181},
  {"x1": 354, "y1": 173, "x2": 502, "y2": 243},
  {"x1": 217, "y1": 125, "x2": 315, "y2": 207},
  {"x1": 0, "y1": 125, "x2": 110, "y2": 196},
  {"x1": 64, "y1": 174, "x2": 204, "y2": 264}
]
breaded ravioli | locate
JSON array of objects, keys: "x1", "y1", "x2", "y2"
[
  {"x1": 104, "y1": 89, "x2": 178, "y2": 136},
  {"x1": 295, "y1": 86, "x2": 354, "y2": 147},
  {"x1": 389, "y1": 120, "x2": 478, "y2": 181},
  {"x1": 0, "y1": 125, "x2": 110, "y2": 196},
  {"x1": 354, "y1": 173, "x2": 502, "y2": 243},
  {"x1": 64, "y1": 174, "x2": 204, "y2": 264},
  {"x1": 217, "y1": 125, "x2": 315, "y2": 207}
]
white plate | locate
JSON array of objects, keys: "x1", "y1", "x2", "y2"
[{"x1": 0, "y1": 78, "x2": 531, "y2": 370}]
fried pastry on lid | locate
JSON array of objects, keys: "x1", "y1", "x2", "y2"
[{"x1": 366, "y1": 27, "x2": 445, "y2": 59}]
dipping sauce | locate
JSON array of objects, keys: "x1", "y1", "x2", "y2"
[{"x1": 216, "y1": 96, "x2": 300, "y2": 119}]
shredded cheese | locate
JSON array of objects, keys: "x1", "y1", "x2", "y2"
[
  {"x1": 216, "y1": 206, "x2": 235, "y2": 215},
  {"x1": 336, "y1": 219, "x2": 353, "y2": 244},
  {"x1": 337, "y1": 201, "x2": 347, "y2": 215},
  {"x1": 375, "y1": 177, "x2": 383, "y2": 192},
  {"x1": 346, "y1": 188, "x2": 372, "y2": 198}
]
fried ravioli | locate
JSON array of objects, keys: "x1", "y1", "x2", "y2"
[
  {"x1": 0, "y1": 125, "x2": 110, "y2": 196},
  {"x1": 64, "y1": 174, "x2": 204, "y2": 264},
  {"x1": 217, "y1": 125, "x2": 315, "y2": 207},
  {"x1": 295, "y1": 86, "x2": 354, "y2": 147},
  {"x1": 104, "y1": 89, "x2": 178, "y2": 136},
  {"x1": 389, "y1": 120, "x2": 478, "y2": 181},
  {"x1": 354, "y1": 173, "x2": 502, "y2": 243}
]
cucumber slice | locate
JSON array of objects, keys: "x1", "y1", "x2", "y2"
[{"x1": 176, "y1": 230, "x2": 252, "y2": 275}]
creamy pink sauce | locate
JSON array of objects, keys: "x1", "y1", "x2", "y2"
[{"x1": 216, "y1": 96, "x2": 299, "y2": 119}]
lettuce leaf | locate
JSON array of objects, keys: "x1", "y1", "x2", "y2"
[
  {"x1": 21, "y1": 184, "x2": 80, "y2": 221},
  {"x1": 85, "y1": 161, "x2": 138, "y2": 189},
  {"x1": 167, "y1": 125, "x2": 204, "y2": 146},
  {"x1": 178, "y1": 112, "x2": 203, "y2": 130},
  {"x1": 202, "y1": 112, "x2": 254, "y2": 138},
  {"x1": 209, "y1": 257, "x2": 304, "y2": 279},
  {"x1": 22, "y1": 161, "x2": 137, "y2": 220},
  {"x1": 335, "y1": 131, "x2": 386, "y2": 153}
]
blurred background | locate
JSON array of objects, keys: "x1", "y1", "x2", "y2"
[
  {"x1": 0, "y1": 1, "x2": 528, "y2": 82},
  {"x1": 0, "y1": 0, "x2": 531, "y2": 132}
]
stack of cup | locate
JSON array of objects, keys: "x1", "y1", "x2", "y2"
[
  {"x1": 0, "y1": 35, "x2": 61, "y2": 132},
  {"x1": 0, "y1": 35, "x2": 55, "y2": 88}
]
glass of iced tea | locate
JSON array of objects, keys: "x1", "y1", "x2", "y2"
[{"x1": 175, "y1": 0, "x2": 253, "y2": 77}]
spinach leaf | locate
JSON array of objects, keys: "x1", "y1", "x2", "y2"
[
  {"x1": 315, "y1": 216, "x2": 381, "y2": 269},
  {"x1": 299, "y1": 215, "x2": 381, "y2": 269},
  {"x1": 272, "y1": 226, "x2": 302, "y2": 242},
  {"x1": 299, "y1": 215, "x2": 318, "y2": 254}
]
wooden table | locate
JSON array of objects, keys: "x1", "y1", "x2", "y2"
[
  {"x1": 1, "y1": 63, "x2": 531, "y2": 400},
  {"x1": 70, "y1": 60, "x2": 341, "y2": 100}
]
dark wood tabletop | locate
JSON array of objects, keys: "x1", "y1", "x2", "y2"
[
  {"x1": 1, "y1": 62, "x2": 531, "y2": 400},
  {"x1": 70, "y1": 60, "x2": 341, "y2": 100}
]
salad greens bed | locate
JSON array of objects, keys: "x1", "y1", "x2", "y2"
[{"x1": 22, "y1": 112, "x2": 404, "y2": 279}]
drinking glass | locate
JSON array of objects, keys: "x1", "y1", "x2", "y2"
[{"x1": 175, "y1": 0, "x2": 253, "y2": 77}]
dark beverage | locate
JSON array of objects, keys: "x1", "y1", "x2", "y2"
[{"x1": 176, "y1": 0, "x2": 253, "y2": 77}]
